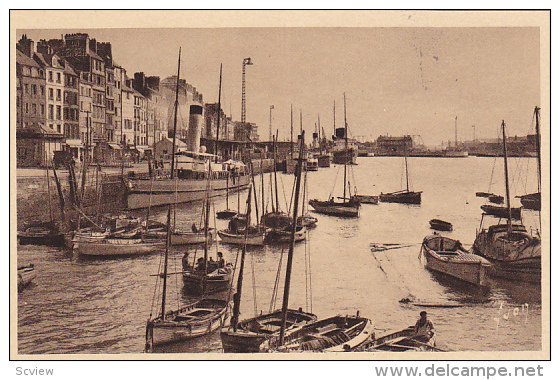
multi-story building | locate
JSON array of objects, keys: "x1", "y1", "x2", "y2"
[
  {"x1": 204, "y1": 102, "x2": 230, "y2": 141},
  {"x1": 133, "y1": 90, "x2": 148, "y2": 152},
  {"x1": 112, "y1": 65, "x2": 124, "y2": 146},
  {"x1": 160, "y1": 76, "x2": 203, "y2": 140},
  {"x1": 132, "y1": 72, "x2": 168, "y2": 152},
  {"x1": 78, "y1": 72, "x2": 93, "y2": 162},
  {"x1": 121, "y1": 79, "x2": 135, "y2": 147},
  {"x1": 62, "y1": 61, "x2": 81, "y2": 161},
  {"x1": 234, "y1": 121, "x2": 259, "y2": 142},
  {"x1": 34, "y1": 52, "x2": 65, "y2": 135},
  {"x1": 16, "y1": 36, "x2": 63, "y2": 167}
]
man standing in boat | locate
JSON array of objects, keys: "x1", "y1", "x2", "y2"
[{"x1": 413, "y1": 311, "x2": 434, "y2": 342}]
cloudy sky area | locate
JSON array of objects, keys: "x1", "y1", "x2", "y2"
[{"x1": 20, "y1": 27, "x2": 540, "y2": 145}]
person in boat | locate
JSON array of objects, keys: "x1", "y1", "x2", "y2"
[
  {"x1": 196, "y1": 257, "x2": 205, "y2": 271},
  {"x1": 217, "y1": 252, "x2": 225, "y2": 268},
  {"x1": 413, "y1": 311, "x2": 434, "y2": 343},
  {"x1": 182, "y1": 252, "x2": 190, "y2": 271},
  {"x1": 192, "y1": 223, "x2": 199, "y2": 233}
]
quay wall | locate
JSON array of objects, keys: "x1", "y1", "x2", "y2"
[
  {"x1": 16, "y1": 168, "x2": 128, "y2": 229},
  {"x1": 16, "y1": 158, "x2": 276, "y2": 227}
]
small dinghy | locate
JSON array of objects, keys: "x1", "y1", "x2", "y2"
[
  {"x1": 218, "y1": 214, "x2": 268, "y2": 246},
  {"x1": 309, "y1": 199, "x2": 360, "y2": 217},
  {"x1": 266, "y1": 225, "x2": 307, "y2": 244},
  {"x1": 429, "y1": 219, "x2": 453, "y2": 232},
  {"x1": 297, "y1": 214, "x2": 318, "y2": 228},
  {"x1": 145, "y1": 298, "x2": 229, "y2": 351},
  {"x1": 17, "y1": 264, "x2": 36, "y2": 292},
  {"x1": 475, "y1": 192, "x2": 494, "y2": 198},
  {"x1": 421, "y1": 234, "x2": 492, "y2": 286}
]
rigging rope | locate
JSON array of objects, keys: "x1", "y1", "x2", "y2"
[
  {"x1": 269, "y1": 247, "x2": 285, "y2": 312},
  {"x1": 487, "y1": 156, "x2": 498, "y2": 193},
  {"x1": 328, "y1": 166, "x2": 341, "y2": 199},
  {"x1": 250, "y1": 248, "x2": 258, "y2": 317}
]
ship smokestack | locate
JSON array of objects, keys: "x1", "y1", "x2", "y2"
[{"x1": 188, "y1": 105, "x2": 203, "y2": 153}]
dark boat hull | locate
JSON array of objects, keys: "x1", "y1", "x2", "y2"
[
  {"x1": 308, "y1": 199, "x2": 360, "y2": 217},
  {"x1": 379, "y1": 191, "x2": 422, "y2": 205},
  {"x1": 519, "y1": 192, "x2": 541, "y2": 211},
  {"x1": 480, "y1": 205, "x2": 521, "y2": 220},
  {"x1": 429, "y1": 219, "x2": 453, "y2": 232},
  {"x1": 18, "y1": 233, "x2": 65, "y2": 247}
]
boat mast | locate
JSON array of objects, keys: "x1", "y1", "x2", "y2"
[
  {"x1": 534, "y1": 106, "x2": 541, "y2": 193},
  {"x1": 404, "y1": 145, "x2": 410, "y2": 192},
  {"x1": 279, "y1": 130, "x2": 305, "y2": 345},
  {"x1": 231, "y1": 186, "x2": 253, "y2": 331},
  {"x1": 203, "y1": 161, "x2": 211, "y2": 275},
  {"x1": 343, "y1": 93, "x2": 348, "y2": 202},
  {"x1": 215, "y1": 63, "x2": 223, "y2": 163},
  {"x1": 454, "y1": 116, "x2": 458, "y2": 148},
  {"x1": 161, "y1": 47, "x2": 181, "y2": 320},
  {"x1": 273, "y1": 133, "x2": 280, "y2": 213},
  {"x1": 290, "y1": 104, "x2": 294, "y2": 157},
  {"x1": 501, "y1": 120, "x2": 513, "y2": 234}
]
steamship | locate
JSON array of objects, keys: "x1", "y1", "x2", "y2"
[
  {"x1": 127, "y1": 105, "x2": 250, "y2": 210},
  {"x1": 332, "y1": 127, "x2": 358, "y2": 165}
]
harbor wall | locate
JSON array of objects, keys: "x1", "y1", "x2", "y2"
[{"x1": 16, "y1": 168, "x2": 128, "y2": 229}]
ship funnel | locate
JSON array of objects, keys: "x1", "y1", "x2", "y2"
[
  {"x1": 335, "y1": 127, "x2": 346, "y2": 139},
  {"x1": 188, "y1": 105, "x2": 203, "y2": 153}
]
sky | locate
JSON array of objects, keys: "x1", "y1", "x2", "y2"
[{"x1": 18, "y1": 27, "x2": 540, "y2": 145}]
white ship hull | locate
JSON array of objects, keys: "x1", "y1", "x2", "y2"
[{"x1": 127, "y1": 175, "x2": 251, "y2": 209}]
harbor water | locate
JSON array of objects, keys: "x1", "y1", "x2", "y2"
[{"x1": 17, "y1": 156, "x2": 543, "y2": 354}]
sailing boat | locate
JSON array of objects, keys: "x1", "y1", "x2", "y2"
[
  {"x1": 267, "y1": 131, "x2": 374, "y2": 352},
  {"x1": 218, "y1": 167, "x2": 268, "y2": 246},
  {"x1": 309, "y1": 94, "x2": 361, "y2": 217},
  {"x1": 379, "y1": 145, "x2": 422, "y2": 205},
  {"x1": 220, "y1": 132, "x2": 317, "y2": 353},
  {"x1": 472, "y1": 120, "x2": 541, "y2": 283},
  {"x1": 145, "y1": 50, "x2": 230, "y2": 351},
  {"x1": 516, "y1": 106, "x2": 541, "y2": 211},
  {"x1": 217, "y1": 171, "x2": 238, "y2": 219}
]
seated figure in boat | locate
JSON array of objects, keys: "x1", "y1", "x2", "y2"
[
  {"x1": 413, "y1": 311, "x2": 434, "y2": 343},
  {"x1": 217, "y1": 252, "x2": 225, "y2": 268}
]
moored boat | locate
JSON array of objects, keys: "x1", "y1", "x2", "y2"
[
  {"x1": 379, "y1": 190, "x2": 422, "y2": 205},
  {"x1": 429, "y1": 219, "x2": 453, "y2": 232},
  {"x1": 480, "y1": 204, "x2": 521, "y2": 220},
  {"x1": 18, "y1": 221, "x2": 64, "y2": 247},
  {"x1": 146, "y1": 298, "x2": 229, "y2": 351},
  {"x1": 267, "y1": 313, "x2": 374, "y2": 352},
  {"x1": 75, "y1": 237, "x2": 165, "y2": 257},
  {"x1": 351, "y1": 194, "x2": 379, "y2": 204},
  {"x1": 518, "y1": 192, "x2": 541, "y2": 211},
  {"x1": 488, "y1": 194, "x2": 504, "y2": 204},
  {"x1": 266, "y1": 225, "x2": 307, "y2": 243},
  {"x1": 358, "y1": 326, "x2": 443, "y2": 352},
  {"x1": 421, "y1": 234, "x2": 491, "y2": 286},
  {"x1": 472, "y1": 121, "x2": 541, "y2": 283},
  {"x1": 221, "y1": 309, "x2": 318, "y2": 353},
  {"x1": 17, "y1": 264, "x2": 36, "y2": 292},
  {"x1": 309, "y1": 199, "x2": 360, "y2": 217},
  {"x1": 297, "y1": 214, "x2": 318, "y2": 228}
]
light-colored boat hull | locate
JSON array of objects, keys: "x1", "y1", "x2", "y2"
[
  {"x1": 218, "y1": 230, "x2": 266, "y2": 246},
  {"x1": 76, "y1": 239, "x2": 165, "y2": 256}
]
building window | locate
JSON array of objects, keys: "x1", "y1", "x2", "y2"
[
  {"x1": 56, "y1": 105, "x2": 61, "y2": 120},
  {"x1": 41, "y1": 104, "x2": 45, "y2": 116},
  {"x1": 32, "y1": 104, "x2": 37, "y2": 114},
  {"x1": 49, "y1": 88, "x2": 53, "y2": 100},
  {"x1": 48, "y1": 71, "x2": 53, "y2": 82},
  {"x1": 25, "y1": 103, "x2": 29, "y2": 114},
  {"x1": 31, "y1": 84, "x2": 37, "y2": 95},
  {"x1": 49, "y1": 105, "x2": 54, "y2": 119},
  {"x1": 56, "y1": 72, "x2": 61, "y2": 83},
  {"x1": 40, "y1": 85, "x2": 44, "y2": 96},
  {"x1": 24, "y1": 84, "x2": 29, "y2": 94},
  {"x1": 56, "y1": 89, "x2": 61, "y2": 101}
]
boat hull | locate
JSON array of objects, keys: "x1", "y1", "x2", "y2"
[
  {"x1": 17, "y1": 266, "x2": 36, "y2": 291},
  {"x1": 183, "y1": 266, "x2": 233, "y2": 295},
  {"x1": 379, "y1": 191, "x2": 422, "y2": 205},
  {"x1": 472, "y1": 224, "x2": 541, "y2": 283},
  {"x1": 480, "y1": 205, "x2": 522, "y2": 220},
  {"x1": 308, "y1": 200, "x2": 360, "y2": 217},
  {"x1": 317, "y1": 155, "x2": 331, "y2": 168},
  {"x1": 332, "y1": 149, "x2": 357, "y2": 165},
  {"x1": 127, "y1": 175, "x2": 250, "y2": 209},
  {"x1": 218, "y1": 230, "x2": 267, "y2": 246},
  {"x1": 352, "y1": 195, "x2": 379, "y2": 204},
  {"x1": 75, "y1": 239, "x2": 165, "y2": 257},
  {"x1": 146, "y1": 299, "x2": 229, "y2": 350}
]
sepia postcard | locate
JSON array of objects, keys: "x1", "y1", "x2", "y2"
[{"x1": 10, "y1": 9, "x2": 550, "y2": 361}]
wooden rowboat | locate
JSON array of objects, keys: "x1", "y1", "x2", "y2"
[
  {"x1": 267, "y1": 313, "x2": 375, "y2": 352},
  {"x1": 422, "y1": 234, "x2": 492, "y2": 286},
  {"x1": 145, "y1": 298, "x2": 229, "y2": 351},
  {"x1": 379, "y1": 190, "x2": 422, "y2": 205},
  {"x1": 17, "y1": 264, "x2": 36, "y2": 292},
  {"x1": 358, "y1": 327, "x2": 443, "y2": 352},
  {"x1": 266, "y1": 225, "x2": 307, "y2": 243},
  {"x1": 221, "y1": 309, "x2": 317, "y2": 353}
]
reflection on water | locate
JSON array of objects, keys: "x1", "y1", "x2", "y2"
[{"x1": 17, "y1": 157, "x2": 543, "y2": 354}]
